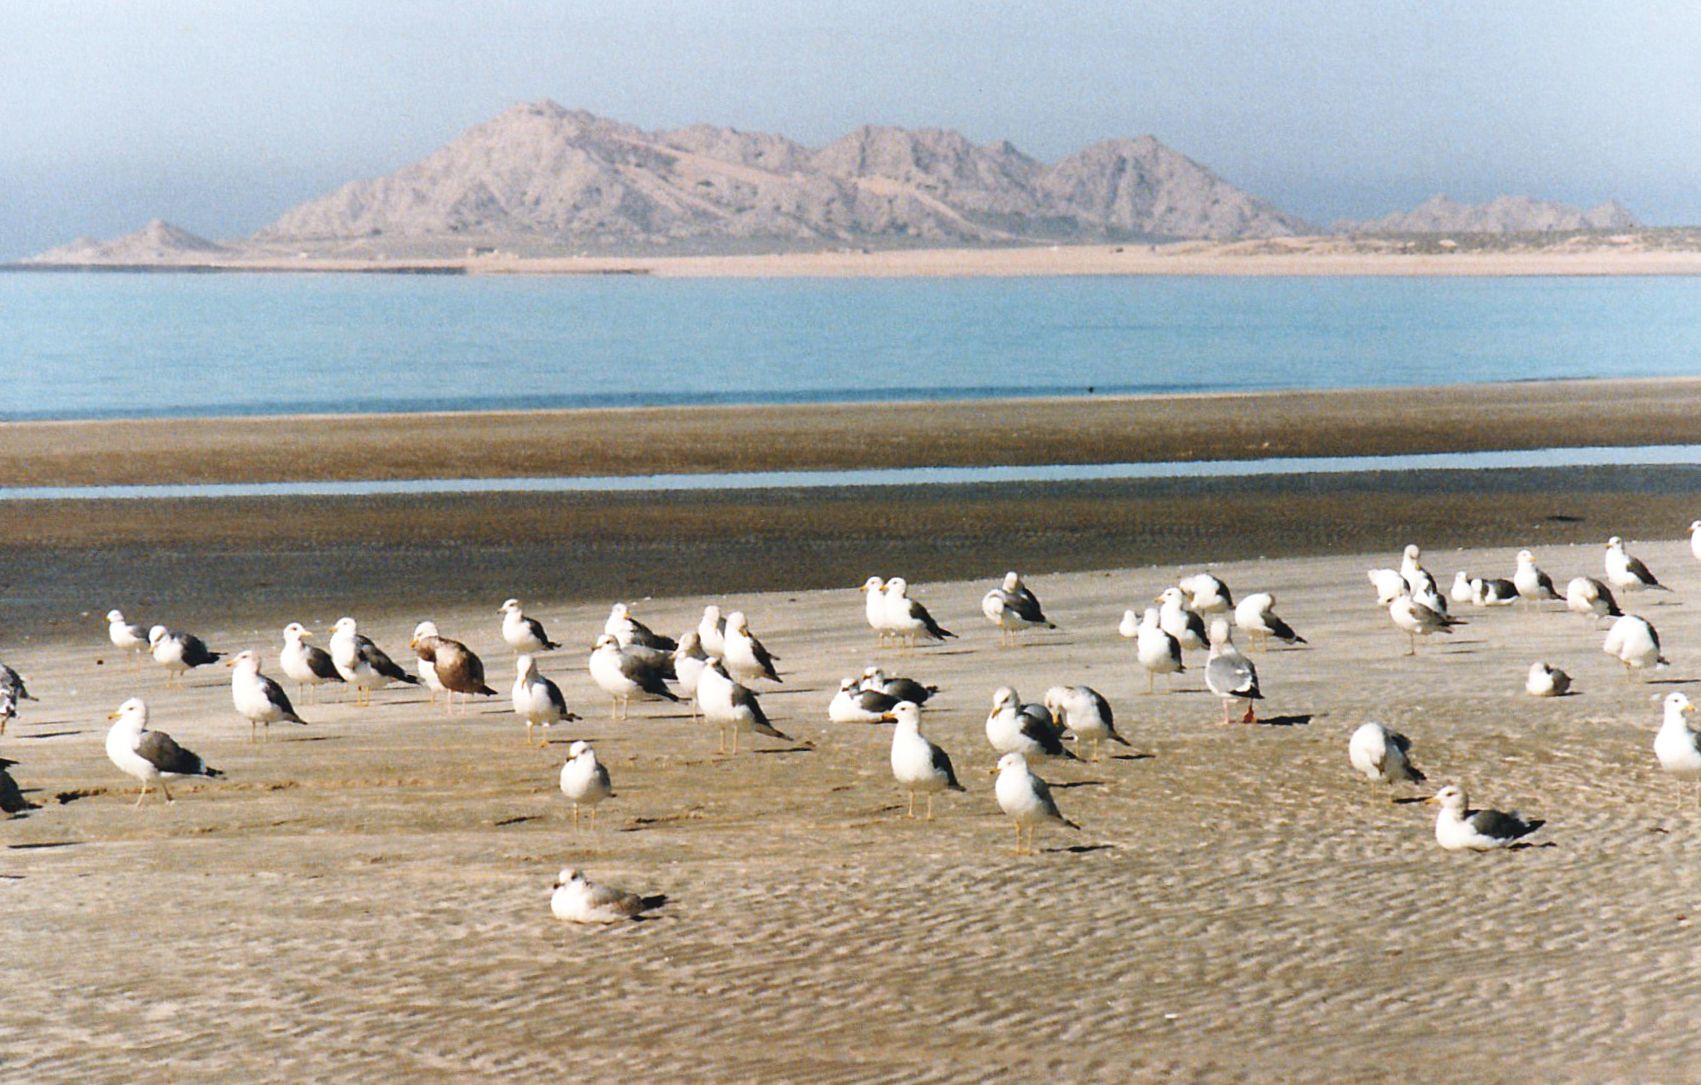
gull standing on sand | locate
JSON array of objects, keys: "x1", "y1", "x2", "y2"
[
  {"x1": 1566, "y1": 576, "x2": 1622, "y2": 623},
  {"x1": 0, "y1": 692, "x2": 15, "y2": 736},
  {"x1": 106, "y1": 610, "x2": 149, "y2": 670},
  {"x1": 0, "y1": 663, "x2": 34, "y2": 707},
  {"x1": 1205, "y1": 619, "x2": 1262, "y2": 724},
  {"x1": 605, "y1": 603, "x2": 678, "y2": 652},
  {"x1": 1134, "y1": 607, "x2": 1185, "y2": 693},
  {"x1": 1513, "y1": 550, "x2": 1560, "y2": 603},
  {"x1": 697, "y1": 658, "x2": 788, "y2": 753},
  {"x1": 1388, "y1": 591, "x2": 1461, "y2": 656},
  {"x1": 697, "y1": 605, "x2": 729, "y2": 659},
  {"x1": 1367, "y1": 568, "x2": 1407, "y2": 607},
  {"x1": 559, "y1": 740, "x2": 613, "y2": 829},
  {"x1": 986, "y1": 686, "x2": 1076, "y2": 760},
  {"x1": 859, "y1": 578, "x2": 891, "y2": 646},
  {"x1": 513, "y1": 654, "x2": 579, "y2": 745},
  {"x1": 329, "y1": 617, "x2": 419, "y2": 707},
  {"x1": 992, "y1": 751, "x2": 1080, "y2": 855},
  {"x1": 1654, "y1": 692, "x2": 1701, "y2": 805},
  {"x1": 881, "y1": 578, "x2": 956, "y2": 649},
  {"x1": 1234, "y1": 592, "x2": 1306, "y2": 650},
  {"x1": 1428, "y1": 784, "x2": 1543, "y2": 851},
  {"x1": 498, "y1": 599, "x2": 560, "y2": 654},
  {"x1": 723, "y1": 611, "x2": 782, "y2": 683},
  {"x1": 1400, "y1": 545, "x2": 1433, "y2": 595},
  {"x1": 105, "y1": 697, "x2": 222, "y2": 806},
  {"x1": 1179, "y1": 572, "x2": 1233, "y2": 615},
  {"x1": 1689, "y1": 521, "x2": 1701, "y2": 564},
  {"x1": 1156, "y1": 587, "x2": 1208, "y2": 652},
  {"x1": 279, "y1": 622, "x2": 344, "y2": 703},
  {"x1": 886, "y1": 701, "x2": 963, "y2": 819},
  {"x1": 860, "y1": 667, "x2": 938, "y2": 706},
  {"x1": 588, "y1": 634, "x2": 680, "y2": 720},
  {"x1": 830, "y1": 677, "x2": 899, "y2": 724},
  {"x1": 410, "y1": 621, "x2": 496, "y2": 716},
  {"x1": 1602, "y1": 614, "x2": 1668, "y2": 680},
  {"x1": 671, "y1": 632, "x2": 710, "y2": 719},
  {"x1": 981, "y1": 571, "x2": 1056, "y2": 645},
  {"x1": 227, "y1": 650, "x2": 307, "y2": 741},
  {"x1": 1526, "y1": 662, "x2": 1572, "y2": 697},
  {"x1": 148, "y1": 625, "x2": 222, "y2": 687},
  {"x1": 1470, "y1": 577, "x2": 1519, "y2": 607},
  {"x1": 1043, "y1": 685, "x2": 1129, "y2": 761},
  {"x1": 1606, "y1": 537, "x2": 1670, "y2": 594},
  {"x1": 1347, "y1": 722, "x2": 1425, "y2": 788},
  {"x1": 550, "y1": 868, "x2": 666, "y2": 924}
]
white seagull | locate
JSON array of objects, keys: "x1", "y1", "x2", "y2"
[
  {"x1": 881, "y1": 578, "x2": 956, "y2": 649},
  {"x1": 1233, "y1": 592, "x2": 1306, "y2": 650},
  {"x1": 147, "y1": 625, "x2": 223, "y2": 687},
  {"x1": 279, "y1": 622, "x2": 344, "y2": 703},
  {"x1": 498, "y1": 598, "x2": 560, "y2": 654},
  {"x1": 1134, "y1": 607, "x2": 1185, "y2": 693},
  {"x1": 513, "y1": 654, "x2": 579, "y2": 745},
  {"x1": 1525, "y1": 662, "x2": 1572, "y2": 697},
  {"x1": 588, "y1": 634, "x2": 680, "y2": 720},
  {"x1": 328, "y1": 617, "x2": 419, "y2": 707},
  {"x1": 105, "y1": 609, "x2": 149, "y2": 670},
  {"x1": 1512, "y1": 550, "x2": 1560, "y2": 602},
  {"x1": 830, "y1": 677, "x2": 899, "y2": 724},
  {"x1": 550, "y1": 868, "x2": 665, "y2": 924},
  {"x1": 1347, "y1": 721, "x2": 1425, "y2": 787},
  {"x1": 1178, "y1": 572, "x2": 1233, "y2": 614},
  {"x1": 1428, "y1": 784, "x2": 1543, "y2": 851},
  {"x1": 722, "y1": 611, "x2": 781, "y2": 683},
  {"x1": 1654, "y1": 691, "x2": 1701, "y2": 805},
  {"x1": 697, "y1": 604, "x2": 729, "y2": 659},
  {"x1": 992, "y1": 751, "x2": 1080, "y2": 855},
  {"x1": 697, "y1": 658, "x2": 788, "y2": 753},
  {"x1": 1565, "y1": 576, "x2": 1622, "y2": 624},
  {"x1": 1042, "y1": 685, "x2": 1130, "y2": 761},
  {"x1": 1388, "y1": 591, "x2": 1462, "y2": 656},
  {"x1": 105, "y1": 697, "x2": 223, "y2": 806},
  {"x1": 1602, "y1": 614, "x2": 1668, "y2": 680},
  {"x1": 986, "y1": 686, "x2": 1076, "y2": 760},
  {"x1": 981, "y1": 571, "x2": 1056, "y2": 646},
  {"x1": 1606, "y1": 536, "x2": 1670, "y2": 594},
  {"x1": 886, "y1": 701, "x2": 964, "y2": 819},
  {"x1": 1156, "y1": 587, "x2": 1207, "y2": 651},
  {"x1": 1205, "y1": 619, "x2": 1261, "y2": 725},
  {"x1": 559, "y1": 740, "x2": 614, "y2": 829},
  {"x1": 227, "y1": 650, "x2": 307, "y2": 742}
]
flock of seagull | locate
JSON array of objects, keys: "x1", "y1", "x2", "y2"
[{"x1": 6, "y1": 526, "x2": 1701, "y2": 919}]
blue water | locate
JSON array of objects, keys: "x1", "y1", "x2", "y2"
[{"x1": 3, "y1": 272, "x2": 1699, "y2": 420}]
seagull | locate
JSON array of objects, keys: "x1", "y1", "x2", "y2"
[
  {"x1": 1400, "y1": 545, "x2": 1433, "y2": 596},
  {"x1": 1233, "y1": 592, "x2": 1306, "y2": 650},
  {"x1": 1118, "y1": 608, "x2": 1140, "y2": 640},
  {"x1": 885, "y1": 701, "x2": 963, "y2": 819},
  {"x1": 227, "y1": 650, "x2": 307, "y2": 741},
  {"x1": 0, "y1": 759, "x2": 34, "y2": 815},
  {"x1": 1602, "y1": 614, "x2": 1668, "y2": 680},
  {"x1": 1469, "y1": 577, "x2": 1519, "y2": 607},
  {"x1": 0, "y1": 662, "x2": 33, "y2": 707},
  {"x1": 105, "y1": 609, "x2": 149, "y2": 670},
  {"x1": 513, "y1": 654, "x2": 579, "y2": 745},
  {"x1": 992, "y1": 751, "x2": 1080, "y2": 855},
  {"x1": 881, "y1": 578, "x2": 955, "y2": 649},
  {"x1": 1347, "y1": 722, "x2": 1425, "y2": 787},
  {"x1": 1179, "y1": 572, "x2": 1233, "y2": 614},
  {"x1": 588, "y1": 634, "x2": 679, "y2": 720},
  {"x1": 550, "y1": 868, "x2": 666, "y2": 924},
  {"x1": 498, "y1": 598, "x2": 560, "y2": 654},
  {"x1": 1388, "y1": 591, "x2": 1462, "y2": 655},
  {"x1": 1205, "y1": 619, "x2": 1262, "y2": 724},
  {"x1": 1156, "y1": 587, "x2": 1207, "y2": 651},
  {"x1": 829, "y1": 677, "x2": 899, "y2": 724},
  {"x1": 1043, "y1": 685, "x2": 1130, "y2": 761},
  {"x1": 1690, "y1": 520, "x2": 1701, "y2": 564},
  {"x1": 328, "y1": 617, "x2": 419, "y2": 706},
  {"x1": 985, "y1": 686, "x2": 1077, "y2": 760},
  {"x1": 104, "y1": 697, "x2": 222, "y2": 806},
  {"x1": 1427, "y1": 784, "x2": 1543, "y2": 851},
  {"x1": 981, "y1": 570, "x2": 1055, "y2": 645},
  {"x1": 1525, "y1": 662, "x2": 1572, "y2": 697},
  {"x1": 278, "y1": 623, "x2": 344, "y2": 703},
  {"x1": 1606, "y1": 536, "x2": 1670, "y2": 594},
  {"x1": 605, "y1": 603, "x2": 677, "y2": 652},
  {"x1": 671, "y1": 631, "x2": 711, "y2": 719},
  {"x1": 1134, "y1": 607, "x2": 1185, "y2": 693},
  {"x1": 1654, "y1": 691, "x2": 1701, "y2": 805},
  {"x1": 1449, "y1": 571, "x2": 1476, "y2": 607},
  {"x1": 859, "y1": 578, "x2": 890, "y2": 646},
  {"x1": 697, "y1": 658, "x2": 788, "y2": 753},
  {"x1": 410, "y1": 621, "x2": 496, "y2": 716},
  {"x1": 1566, "y1": 576, "x2": 1622, "y2": 623},
  {"x1": 147, "y1": 625, "x2": 222, "y2": 687},
  {"x1": 859, "y1": 666, "x2": 938, "y2": 706},
  {"x1": 0, "y1": 691, "x2": 15, "y2": 737},
  {"x1": 1367, "y1": 568, "x2": 1407, "y2": 606},
  {"x1": 697, "y1": 604, "x2": 729, "y2": 659},
  {"x1": 1512, "y1": 550, "x2": 1560, "y2": 603},
  {"x1": 559, "y1": 740, "x2": 614, "y2": 829},
  {"x1": 722, "y1": 611, "x2": 781, "y2": 683}
]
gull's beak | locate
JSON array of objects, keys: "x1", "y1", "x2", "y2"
[
  {"x1": 300, "y1": 631, "x2": 313, "y2": 641},
  {"x1": 880, "y1": 712, "x2": 896, "y2": 722},
  {"x1": 859, "y1": 584, "x2": 870, "y2": 593},
  {"x1": 225, "y1": 658, "x2": 237, "y2": 668},
  {"x1": 987, "y1": 766, "x2": 1000, "y2": 776},
  {"x1": 408, "y1": 638, "x2": 420, "y2": 650},
  {"x1": 1685, "y1": 703, "x2": 1696, "y2": 716},
  {"x1": 1423, "y1": 796, "x2": 1439, "y2": 805},
  {"x1": 107, "y1": 709, "x2": 122, "y2": 720}
]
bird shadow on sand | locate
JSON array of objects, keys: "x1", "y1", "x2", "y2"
[
  {"x1": 493, "y1": 814, "x2": 542, "y2": 827},
  {"x1": 15, "y1": 730, "x2": 82, "y2": 740},
  {"x1": 6, "y1": 840, "x2": 81, "y2": 850},
  {"x1": 280, "y1": 735, "x2": 342, "y2": 743},
  {"x1": 1646, "y1": 678, "x2": 1696, "y2": 686},
  {"x1": 1257, "y1": 714, "x2": 1314, "y2": 728},
  {"x1": 1509, "y1": 838, "x2": 1556, "y2": 852},
  {"x1": 1391, "y1": 796, "x2": 1430, "y2": 805},
  {"x1": 1049, "y1": 843, "x2": 1116, "y2": 855},
  {"x1": 1108, "y1": 753, "x2": 1155, "y2": 762},
  {"x1": 752, "y1": 743, "x2": 816, "y2": 756},
  {"x1": 1050, "y1": 779, "x2": 1109, "y2": 790}
]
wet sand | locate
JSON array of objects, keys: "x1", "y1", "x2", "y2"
[{"x1": 5, "y1": 536, "x2": 1701, "y2": 1082}]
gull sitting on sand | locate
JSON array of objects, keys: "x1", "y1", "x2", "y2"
[
  {"x1": 1450, "y1": 571, "x2": 1476, "y2": 607},
  {"x1": 606, "y1": 603, "x2": 678, "y2": 652},
  {"x1": 1654, "y1": 692, "x2": 1701, "y2": 805},
  {"x1": 1566, "y1": 576, "x2": 1622, "y2": 624},
  {"x1": 279, "y1": 623, "x2": 343, "y2": 703},
  {"x1": 981, "y1": 570, "x2": 1056, "y2": 646},
  {"x1": 1428, "y1": 784, "x2": 1543, "y2": 851},
  {"x1": 881, "y1": 578, "x2": 956, "y2": 649},
  {"x1": 1043, "y1": 685, "x2": 1129, "y2": 761},
  {"x1": 1388, "y1": 590, "x2": 1462, "y2": 656},
  {"x1": 498, "y1": 598, "x2": 560, "y2": 654},
  {"x1": 1470, "y1": 577, "x2": 1519, "y2": 607},
  {"x1": 550, "y1": 868, "x2": 666, "y2": 924},
  {"x1": 1525, "y1": 662, "x2": 1572, "y2": 697},
  {"x1": 588, "y1": 634, "x2": 680, "y2": 720},
  {"x1": 227, "y1": 650, "x2": 307, "y2": 742},
  {"x1": 513, "y1": 654, "x2": 579, "y2": 745},
  {"x1": 859, "y1": 667, "x2": 938, "y2": 706},
  {"x1": 329, "y1": 617, "x2": 419, "y2": 707},
  {"x1": 1156, "y1": 587, "x2": 1208, "y2": 652},
  {"x1": 411, "y1": 621, "x2": 497, "y2": 716},
  {"x1": 1602, "y1": 614, "x2": 1668, "y2": 681},
  {"x1": 1513, "y1": 550, "x2": 1560, "y2": 603},
  {"x1": 559, "y1": 740, "x2": 614, "y2": 829},
  {"x1": 697, "y1": 658, "x2": 789, "y2": 753},
  {"x1": 148, "y1": 625, "x2": 223, "y2": 688},
  {"x1": 992, "y1": 751, "x2": 1080, "y2": 856},
  {"x1": 986, "y1": 686, "x2": 1076, "y2": 760},
  {"x1": 106, "y1": 609, "x2": 149, "y2": 670},
  {"x1": 1606, "y1": 536, "x2": 1670, "y2": 594},
  {"x1": 1347, "y1": 722, "x2": 1425, "y2": 788},
  {"x1": 105, "y1": 697, "x2": 223, "y2": 806},
  {"x1": 1234, "y1": 592, "x2": 1306, "y2": 651},
  {"x1": 886, "y1": 701, "x2": 963, "y2": 820},
  {"x1": 830, "y1": 677, "x2": 899, "y2": 724},
  {"x1": 1179, "y1": 572, "x2": 1233, "y2": 615}
]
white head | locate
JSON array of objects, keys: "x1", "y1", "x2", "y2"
[
  {"x1": 568, "y1": 740, "x2": 592, "y2": 759},
  {"x1": 861, "y1": 665, "x2": 885, "y2": 685},
  {"x1": 859, "y1": 577, "x2": 884, "y2": 594},
  {"x1": 1157, "y1": 586, "x2": 1186, "y2": 607},
  {"x1": 148, "y1": 625, "x2": 167, "y2": 646},
  {"x1": 1429, "y1": 784, "x2": 1466, "y2": 812},
  {"x1": 553, "y1": 867, "x2": 584, "y2": 890},
  {"x1": 676, "y1": 630, "x2": 701, "y2": 654},
  {"x1": 887, "y1": 700, "x2": 921, "y2": 730},
  {"x1": 990, "y1": 686, "x2": 1018, "y2": 711},
  {"x1": 594, "y1": 633, "x2": 619, "y2": 651},
  {"x1": 885, "y1": 577, "x2": 908, "y2": 596},
  {"x1": 1517, "y1": 549, "x2": 1534, "y2": 564},
  {"x1": 1208, "y1": 618, "x2": 1233, "y2": 646},
  {"x1": 106, "y1": 608, "x2": 126, "y2": 623},
  {"x1": 727, "y1": 611, "x2": 749, "y2": 632},
  {"x1": 1528, "y1": 661, "x2": 1548, "y2": 678},
  {"x1": 1690, "y1": 521, "x2": 1701, "y2": 535},
  {"x1": 228, "y1": 649, "x2": 261, "y2": 672},
  {"x1": 1607, "y1": 536, "x2": 1624, "y2": 550},
  {"x1": 410, "y1": 620, "x2": 439, "y2": 644},
  {"x1": 1453, "y1": 570, "x2": 1470, "y2": 586},
  {"x1": 838, "y1": 676, "x2": 858, "y2": 693},
  {"x1": 333, "y1": 616, "x2": 358, "y2": 636},
  {"x1": 1002, "y1": 571, "x2": 1021, "y2": 591},
  {"x1": 499, "y1": 598, "x2": 521, "y2": 615},
  {"x1": 1403, "y1": 544, "x2": 1421, "y2": 562},
  {"x1": 1141, "y1": 606, "x2": 1160, "y2": 627},
  {"x1": 515, "y1": 653, "x2": 537, "y2": 677},
  {"x1": 1664, "y1": 691, "x2": 1695, "y2": 719},
  {"x1": 283, "y1": 621, "x2": 310, "y2": 643},
  {"x1": 107, "y1": 696, "x2": 148, "y2": 728},
  {"x1": 995, "y1": 750, "x2": 1029, "y2": 774},
  {"x1": 701, "y1": 604, "x2": 722, "y2": 623},
  {"x1": 609, "y1": 603, "x2": 632, "y2": 621},
  {"x1": 1041, "y1": 686, "x2": 1068, "y2": 716}
]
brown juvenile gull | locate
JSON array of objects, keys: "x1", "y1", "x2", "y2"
[{"x1": 410, "y1": 621, "x2": 496, "y2": 716}]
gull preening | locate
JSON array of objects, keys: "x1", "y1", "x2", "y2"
[
  {"x1": 1233, "y1": 592, "x2": 1306, "y2": 650},
  {"x1": 588, "y1": 634, "x2": 680, "y2": 720},
  {"x1": 1134, "y1": 607, "x2": 1184, "y2": 693},
  {"x1": 886, "y1": 701, "x2": 963, "y2": 819},
  {"x1": 1156, "y1": 587, "x2": 1207, "y2": 652},
  {"x1": 993, "y1": 751, "x2": 1080, "y2": 855},
  {"x1": 981, "y1": 570, "x2": 1056, "y2": 646},
  {"x1": 104, "y1": 697, "x2": 222, "y2": 806},
  {"x1": 1179, "y1": 572, "x2": 1233, "y2": 615},
  {"x1": 605, "y1": 603, "x2": 677, "y2": 652},
  {"x1": 1428, "y1": 784, "x2": 1543, "y2": 851},
  {"x1": 1605, "y1": 536, "x2": 1669, "y2": 594},
  {"x1": 986, "y1": 686, "x2": 1076, "y2": 760},
  {"x1": 550, "y1": 868, "x2": 665, "y2": 924},
  {"x1": 1653, "y1": 692, "x2": 1701, "y2": 805},
  {"x1": 671, "y1": 632, "x2": 710, "y2": 719},
  {"x1": 1205, "y1": 619, "x2": 1261, "y2": 724},
  {"x1": 1367, "y1": 568, "x2": 1407, "y2": 606},
  {"x1": 829, "y1": 676, "x2": 899, "y2": 724},
  {"x1": 147, "y1": 625, "x2": 222, "y2": 687},
  {"x1": 329, "y1": 617, "x2": 419, "y2": 707},
  {"x1": 1525, "y1": 662, "x2": 1572, "y2": 697},
  {"x1": 1602, "y1": 614, "x2": 1668, "y2": 680},
  {"x1": 697, "y1": 658, "x2": 788, "y2": 753},
  {"x1": 227, "y1": 649, "x2": 308, "y2": 741},
  {"x1": 1043, "y1": 685, "x2": 1129, "y2": 761},
  {"x1": 105, "y1": 609, "x2": 149, "y2": 670},
  {"x1": 722, "y1": 611, "x2": 781, "y2": 684},
  {"x1": 559, "y1": 740, "x2": 614, "y2": 829},
  {"x1": 279, "y1": 622, "x2": 344, "y2": 703},
  {"x1": 1347, "y1": 722, "x2": 1425, "y2": 787},
  {"x1": 498, "y1": 598, "x2": 560, "y2": 654},
  {"x1": 513, "y1": 654, "x2": 578, "y2": 745},
  {"x1": 1512, "y1": 550, "x2": 1559, "y2": 602},
  {"x1": 1565, "y1": 576, "x2": 1622, "y2": 623},
  {"x1": 697, "y1": 604, "x2": 729, "y2": 659}
]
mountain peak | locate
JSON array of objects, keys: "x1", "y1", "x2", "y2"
[{"x1": 1339, "y1": 194, "x2": 1640, "y2": 234}]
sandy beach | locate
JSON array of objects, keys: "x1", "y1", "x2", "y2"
[{"x1": 5, "y1": 534, "x2": 1701, "y2": 1082}]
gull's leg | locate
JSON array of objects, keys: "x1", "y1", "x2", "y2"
[
  {"x1": 572, "y1": 804, "x2": 580, "y2": 831},
  {"x1": 731, "y1": 728, "x2": 739, "y2": 755},
  {"x1": 135, "y1": 782, "x2": 148, "y2": 807},
  {"x1": 925, "y1": 793, "x2": 934, "y2": 821},
  {"x1": 906, "y1": 791, "x2": 915, "y2": 819},
  {"x1": 1406, "y1": 633, "x2": 1416, "y2": 657},
  {"x1": 1146, "y1": 670, "x2": 1154, "y2": 695},
  {"x1": 588, "y1": 807, "x2": 597, "y2": 831},
  {"x1": 1012, "y1": 819, "x2": 1023, "y2": 855},
  {"x1": 161, "y1": 781, "x2": 174, "y2": 803}
]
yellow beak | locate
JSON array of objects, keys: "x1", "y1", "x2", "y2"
[
  {"x1": 107, "y1": 710, "x2": 121, "y2": 720},
  {"x1": 1685, "y1": 703, "x2": 1696, "y2": 715}
]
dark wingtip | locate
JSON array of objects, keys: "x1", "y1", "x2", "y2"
[
  {"x1": 544, "y1": 640, "x2": 562, "y2": 650},
  {"x1": 477, "y1": 685, "x2": 497, "y2": 696},
  {"x1": 205, "y1": 767, "x2": 225, "y2": 778},
  {"x1": 401, "y1": 675, "x2": 422, "y2": 685},
  {"x1": 639, "y1": 894, "x2": 669, "y2": 912}
]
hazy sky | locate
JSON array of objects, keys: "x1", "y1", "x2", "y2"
[{"x1": 4, "y1": 1, "x2": 1698, "y2": 257}]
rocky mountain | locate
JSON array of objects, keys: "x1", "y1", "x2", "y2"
[
  {"x1": 1337, "y1": 195, "x2": 1639, "y2": 235},
  {"x1": 245, "y1": 100, "x2": 1311, "y2": 253},
  {"x1": 29, "y1": 218, "x2": 231, "y2": 263}
]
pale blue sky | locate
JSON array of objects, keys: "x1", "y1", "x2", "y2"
[{"x1": 3, "y1": 1, "x2": 1697, "y2": 257}]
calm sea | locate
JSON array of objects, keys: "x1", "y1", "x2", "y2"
[{"x1": 3, "y1": 272, "x2": 1698, "y2": 420}]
